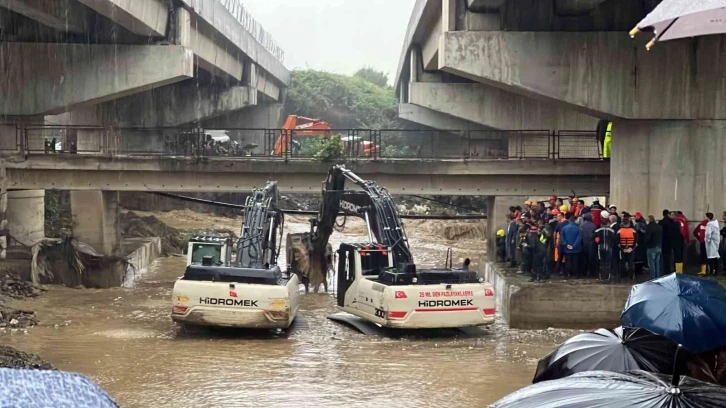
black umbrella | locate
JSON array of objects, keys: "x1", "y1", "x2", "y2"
[
  {"x1": 491, "y1": 370, "x2": 726, "y2": 408},
  {"x1": 533, "y1": 326, "x2": 680, "y2": 383}
]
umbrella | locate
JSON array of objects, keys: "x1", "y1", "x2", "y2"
[
  {"x1": 0, "y1": 368, "x2": 118, "y2": 407},
  {"x1": 533, "y1": 326, "x2": 680, "y2": 383},
  {"x1": 621, "y1": 273, "x2": 726, "y2": 353},
  {"x1": 630, "y1": 1, "x2": 726, "y2": 49},
  {"x1": 491, "y1": 370, "x2": 726, "y2": 408}
]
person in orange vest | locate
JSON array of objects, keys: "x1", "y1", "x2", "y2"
[{"x1": 617, "y1": 216, "x2": 637, "y2": 282}]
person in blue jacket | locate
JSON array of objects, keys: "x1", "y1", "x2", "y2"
[{"x1": 559, "y1": 212, "x2": 583, "y2": 278}]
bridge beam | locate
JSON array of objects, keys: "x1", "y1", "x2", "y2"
[
  {"x1": 0, "y1": 43, "x2": 194, "y2": 116},
  {"x1": 439, "y1": 31, "x2": 726, "y2": 119},
  {"x1": 408, "y1": 81, "x2": 596, "y2": 130},
  {"x1": 102, "y1": 83, "x2": 256, "y2": 128},
  {"x1": 0, "y1": 0, "x2": 89, "y2": 33},
  {"x1": 399, "y1": 103, "x2": 489, "y2": 131},
  {"x1": 6, "y1": 156, "x2": 610, "y2": 196},
  {"x1": 76, "y1": 0, "x2": 168, "y2": 37}
]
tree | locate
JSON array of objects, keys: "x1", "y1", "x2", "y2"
[
  {"x1": 354, "y1": 67, "x2": 390, "y2": 88},
  {"x1": 285, "y1": 69, "x2": 400, "y2": 129}
]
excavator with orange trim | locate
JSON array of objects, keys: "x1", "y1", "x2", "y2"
[{"x1": 272, "y1": 115, "x2": 379, "y2": 157}]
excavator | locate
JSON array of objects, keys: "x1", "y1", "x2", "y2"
[
  {"x1": 171, "y1": 181, "x2": 300, "y2": 330},
  {"x1": 288, "y1": 165, "x2": 496, "y2": 330},
  {"x1": 272, "y1": 115, "x2": 378, "y2": 157}
]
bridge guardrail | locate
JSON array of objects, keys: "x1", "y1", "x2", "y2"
[{"x1": 12, "y1": 125, "x2": 602, "y2": 161}]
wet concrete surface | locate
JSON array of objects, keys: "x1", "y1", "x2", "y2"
[{"x1": 1, "y1": 217, "x2": 577, "y2": 407}]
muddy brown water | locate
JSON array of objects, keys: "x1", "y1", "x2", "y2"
[{"x1": 3, "y1": 218, "x2": 575, "y2": 407}]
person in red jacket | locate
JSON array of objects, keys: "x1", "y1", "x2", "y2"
[
  {"x1": 676, "y1": 211, "x2": 689, "y2": 242},
  {"x1": 694, "y1": 218, "x2": 708, "y2": 275}
]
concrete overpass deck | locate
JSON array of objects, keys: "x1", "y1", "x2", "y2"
[{"x1": 5, "y1": 155, "x2": 610, "y2": 196}]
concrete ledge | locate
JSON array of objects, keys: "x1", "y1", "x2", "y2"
[
  {"x1": 5, "y1": 156, "x2": 611, "y2": 195},
  {"x1": 482, "y1": 260, "x2": 632, "y2": 329},
  {"x1": 121, "y1": 237, "x2": 162, "y2": 287}
]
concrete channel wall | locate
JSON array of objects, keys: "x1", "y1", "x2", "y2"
[{"x1": 480, "y1": 259, "x2": 633, "y2": 330}]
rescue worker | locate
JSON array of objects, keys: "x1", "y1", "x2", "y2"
[
  {"x1": 547, "y1": 209, "x2": 560, "y2": 276},
  {"x1": 579, "y1": 213, "x2": 597, "y2": 277},
  {"x1": 645, "y1": 215, "x2": 663, "y2": 280},
  {"x1": 496, "y1": 229, "x2": 507, "y2": 262},
  {"x1": 602, "y1": 120, "x2": 613, "y2": 159},
  {"x1": 706, "y1": 212, "x2": 721, "y2": 276},
  {"x1": 694, "y1": 218, "x2": 709, "y2": 276},
  {"x1": 617, "y1": 216, "x2": 637, "y2": 281},
  {"x1": 670, "y1": 211, "x2": 685, "y2": 273},
  {"x1": 660, "y1": 209, "x2": 681, "y2": 274},
  {"x1": 590, "y1": 199, "x2": 604, "y2": 228},
  {"x1": 462, "y1": 258, "x2": 471, "y2": 271},
  {"x1": 560, "y1": 212, "x2": 583, "y2": 279},
  {"x1": 595, "y1": 219, "x2": 617, "y2": 281},
  {"x1": 506, "y1": 214, "x2": 519, "y2": 268},
  {"x1": 523, "y1": 221, "x2": 539, "y2": 282},
  {"x1": 519, "y1": 216, "x2": 534, "y2": 275},
  {"x1": 633, "y1": 212, "x2": 648, "y2": 276},
  {"x1": 675, "y1": 211, "x2": 690, "y2": 244},
  {"x1": 536, "y1": 218, "x2": 552, "y2": 282}
]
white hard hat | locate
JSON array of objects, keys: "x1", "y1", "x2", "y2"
[{"x1": 601, "y1": 210, "x2": 610, "y2": 220}]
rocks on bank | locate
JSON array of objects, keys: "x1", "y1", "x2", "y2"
[{"x1": 0, "y1": 346, "x2": 54, "y2": 370}]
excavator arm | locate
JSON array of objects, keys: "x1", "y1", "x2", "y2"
[
  {"x1": 307, "y1": 165, "x2": 413, "y2": 270},
  {"x1": 273, "y1": 115, "x2": 333, "y2": 156},
  {"x1": 238, "y1": 181, "x2": 283, "y2": 269}
]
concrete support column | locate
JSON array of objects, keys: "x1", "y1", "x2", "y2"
[
  {"x1": 6, "y1": 189, "x2": 45, "y2": 248},
  {"x1": 486, "y1": 196, "x2": 528, "y2": 260},
  {"x1": 71, "y1": 190, "x2": 120, "y2": 255},
  {"x1": 0, "y1": 162, "x2": 7, "y2": 259},
  {"x1": 443, "y1": 0, "x2": 457, "y2": 32},
  {"x1": 610, "y1": 120, "x2": 726, "y2": 219}
]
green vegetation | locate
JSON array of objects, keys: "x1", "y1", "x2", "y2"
[
  {"x1": 354, "y1": 67, "x2": 390, "y2": 88},
  {"x1": 285, "y1": 69, "x2": 416, "y2": 158},
  {"x1": 285, "y1": 69, "x2": 400, "y2": 129}
]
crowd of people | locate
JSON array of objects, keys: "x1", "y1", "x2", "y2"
[{"x1": 494, "y1": 196, "x2": 726, "y2": 283}]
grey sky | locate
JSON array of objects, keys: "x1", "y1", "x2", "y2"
[{"x1": 241, "y1": 0, "x2": 416, "y2": 82}]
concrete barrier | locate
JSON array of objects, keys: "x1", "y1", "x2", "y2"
[
  {"x1": 122, "y1": 237, "x2": 162, "y2": 287},
  {"x1": 481, "y1": 260, "x2": 633, "y2": 330}
]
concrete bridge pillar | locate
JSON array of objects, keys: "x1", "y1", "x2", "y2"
[
  {"x1": 486, "y1": 196, "x2": 528, "y2": 261},
  {"x1": 70, "y1": 190, "x2": 120, "y2": 255},
  {"x1": 6, "y1": 190, "x2": 45, "y2": 249},
  {"x1": 610, "y1": 120, "x2": 726, "y2": 221}
]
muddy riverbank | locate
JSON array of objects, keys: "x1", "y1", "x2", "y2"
[{"x1": 1, "y1": 212, "x2": 574, "y2": 407}]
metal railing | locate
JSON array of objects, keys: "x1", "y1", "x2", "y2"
[
  {"x1": 219, "y1": 0, "x2": 285, "y2": 63},
  {"x1": 11, "y1": 125, "x2": 602, "y2": 162}
]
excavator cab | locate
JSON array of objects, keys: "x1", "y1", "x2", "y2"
[{"x1": 336, "y1": 243, "x2": 393, "y2": 307}]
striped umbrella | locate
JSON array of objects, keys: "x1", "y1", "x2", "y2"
[{"x1": 630, "y1": 0, "x2": 726, "y2": 49}]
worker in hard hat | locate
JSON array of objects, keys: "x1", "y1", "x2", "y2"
[
  {"x1": 496, "y1": 229, "x2": 507, "y2": 262},
  {"x1": 597, "y1": 119, "x2": 613, "y2": 159}
]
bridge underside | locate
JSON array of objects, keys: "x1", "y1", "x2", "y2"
[{"x1": 6, "y1": 156, "x2": 610, "y2": 196}]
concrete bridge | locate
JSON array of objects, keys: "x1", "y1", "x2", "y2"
[
  {"x1": 5, "y1": 154, "x2": 610, "y2": 196},
  {"x1": 0, "y1": 0, "x2": 290, "y2": 257},
  {"x1": 395, "y1": 0, "x2": 726, "y2": 253}
]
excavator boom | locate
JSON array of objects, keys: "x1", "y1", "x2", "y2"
[{"x1": 273, "y1": 115, "x2": 333, "y2": 156}]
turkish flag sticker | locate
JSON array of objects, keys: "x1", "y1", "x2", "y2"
[
  {"x1": 484, "y1": 289, "x2": 495, "y2": 297},
  {"x1": 229, "y1": 291, "x2": 238, "y2": 298},
  {"x1": 394, "y1": 291, "x2": 407, "y2": 299}
]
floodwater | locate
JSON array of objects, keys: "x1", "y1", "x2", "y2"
[{"x1": 3, "y1": 216, "x2": 574, "y2": 407}]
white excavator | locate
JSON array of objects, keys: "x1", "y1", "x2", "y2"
[
  {"x1": 171, "y1": 181, "x2": 299, "y2": 329},
  {"x1": 288, "y1": 165, "x2": 495, "y2": 330}
]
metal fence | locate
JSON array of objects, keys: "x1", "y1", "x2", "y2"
[{"x1": 12, "y1": 126, "x2": 602, "y2": 161}]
